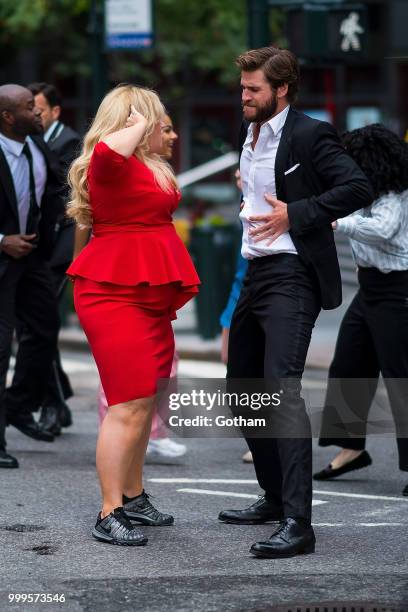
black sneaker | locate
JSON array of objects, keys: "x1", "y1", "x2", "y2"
[
  {"x1": 123, "y1": 491, "x2": 174, "y2": 526},
  {"x1": 92, "y1": 506, "x2": 148, "y2": 546}
]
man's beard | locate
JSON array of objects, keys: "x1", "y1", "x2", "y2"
[
  {"x1": 14, "y1": 118, "x2": 44, "y2": 137},
  {"x1": 243, "y1": 93, "x2": 278, "y2": 123}
]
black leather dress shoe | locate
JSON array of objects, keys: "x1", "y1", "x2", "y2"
[
  {"x1": 39, "y1": 405, "x2": 61, "y2": 436},
  {"x1": 58, "y1": 402, "x2": 73, "y2": 428},
  {"x1": 313, "y1": 450, "x2": 372, "y2": 480},
  {"x1": 250, "y1": 517, "x2": 315, "y2": 559},
  {"x1": 402, "y1": 484, "x2": 408, "y2": 497},
  {"x1": 0, "y1": 451, "x2": 19, "y2": 468},
  {"x1": 7, "y1": 412, "x2": 54, "y2": 442},
  {"x1": 218, "y1": 496, "x2": 283, "y2": 524}
]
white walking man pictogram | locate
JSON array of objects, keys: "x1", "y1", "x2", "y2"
[{"x1": 340, "y1": 11, "x2": 364, "y2": 52}]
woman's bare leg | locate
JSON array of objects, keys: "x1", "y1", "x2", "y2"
[
  {"x1": 330, "y1": 448, "x2": 363, "y2": 469},
  {"x1": 122, "y1": 401, "x2": 155, "y2": 498},
  {"x1": 96, "y1": 396, "x2": 155, "y2": 517}
]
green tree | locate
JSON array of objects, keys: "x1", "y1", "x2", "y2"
[
  {"x1": 0, "y1": 0, "x2": 88, "y2": 44},
  {"x1": 0, "y1": 0, "x2": 247, "y2": 95},
  {"x1": 113, "y1": 0, "x2": 247, "y2": 98}
]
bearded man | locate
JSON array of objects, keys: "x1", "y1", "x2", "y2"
[{"x1": 218, "y1": 46, "x2": 373, "y2": 558}]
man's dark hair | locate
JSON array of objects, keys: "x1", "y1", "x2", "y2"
[
  {"x1": 235, "y1": 46, "x2": 299, "y2": 104},
  {"x1": 27, "y1": 82, "x2": 62, "y2": 108},
  {"x1": 342, "y1": 124, "x2": 408, "y2": 200}
]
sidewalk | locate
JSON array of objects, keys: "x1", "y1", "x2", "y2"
[{"x1": 60, "y1": 287, "x2": 355, "y2": 369}]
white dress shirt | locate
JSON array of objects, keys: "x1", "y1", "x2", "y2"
[
  {"x1": 44, "y1": 120, "x2": 64, "y2": 143},
  {"x1": 0, "y1": 132, "x2": 47, "y2": 234},
  {"x1": 239, "y1": 104, "x2": 297, "y2": 259}
]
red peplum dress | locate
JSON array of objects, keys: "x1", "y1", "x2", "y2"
[{"x1": 66, "y1": 142, "x2": 200, "y2": 406}]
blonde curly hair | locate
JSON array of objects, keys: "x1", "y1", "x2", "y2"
[{"x1": 67, "y1": 84, "x2": 177, "y2": 228}]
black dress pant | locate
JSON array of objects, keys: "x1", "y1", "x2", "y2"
[
  {"x1": 15, "y1": 264, "x2": 73, "y2": 409},
  {"x1": 227, "y1": 254, "x2": 321, "y2": 522},
  {"x1": 319, "y1": 267, "x2": 408, "y2": 471},
  {"x1": 0, "y1": 252, "x2": 60, "y2": 451}
]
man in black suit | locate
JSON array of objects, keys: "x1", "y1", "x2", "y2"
[
  {"x1": 28, "y1": 83, "x2": 80, "y2": 172},
  {"x1": 0, "y1": 84, "x2": 63, "y2": 468},
  {"x1": 218, "y1": 47, "x2": 373, "y2": 558},
  {"x1": 25, "y1": 82, "x2": 81, "y2": 435}
]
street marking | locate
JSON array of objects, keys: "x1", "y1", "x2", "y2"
[
  {"x1": 177, "y1": 488, "x2": 327, "y2": 506},
  {"x1": 313, "y1": 490, "x2": 408, "y2": 502},
  {"x1": 359, "y1": 522, "x2": 405, "y2": 526},
  {"x1": 61, "y1": 358, "x2": 97, "y2": 373},
  {"x1": 149, "y1": 478, "x2": 408, "y2": 502},
  {"x1": 312, "y1": 523, "x2": 404, "y2": 527},
  {"x1": 150, "y1": 478, "x2": 258, "y2": 484},
  {"x1": 173, "y1": 363, "x2": 337, "y2": 390},
  {"x1": 178, "y1": 488, "x2": 255, "y2": 499},
  {"x1": 313, "y1": 523, "x2": 343, "y2": 527},
  {"x1": 178, "y1": 361, "x2": 226, "y2": 378}
]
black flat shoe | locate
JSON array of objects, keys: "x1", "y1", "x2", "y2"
[
  {"x1": 39, "y1": 405, "x2": 61, "y2": 436},
  {"x1": 218, "y1": 496, "x2": 283, "y2": 524},
  {"x1": 313, "y1": 450, "x2": 372, "y2": 481},
  {"x1": 0, "y1": 451, "x2": 19, "y2": 469},
  {"x1": 402, "y1": 484, "x2": 408, "y2": 496},
  {"x1": 7, "y1": 412, "x2": 54, "y2": 442},
  {"x1": 250, "y1": 518, "x2": 315, "y2": 559},
  {"x1": 92, "y1": 507, "x2": 148, "y2": 546},
  {"x1": 123, "y1": 491, "x2": 174, "y2": 526}
]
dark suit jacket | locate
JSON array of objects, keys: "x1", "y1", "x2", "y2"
[
  {"x1": 0, "y1": 135, "x2": 65, "y2": 279},
  {"x1": 47, "y1": 123, "x2": 81, "y2": 268},
  {"x1": 48, "y1": 123, "x2": 81, "y2": 172},
  {"x1": 239, "y1": 107, "x2": 373, "y2": 309}
]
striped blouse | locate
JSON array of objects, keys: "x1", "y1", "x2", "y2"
[{"x1": 336, "y1": 190, "x2": 408, "y2": 273}]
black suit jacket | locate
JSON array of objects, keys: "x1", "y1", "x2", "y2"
[
  {"x1": 0, "y1": 135, "x2": 65, "y2": 278},
  {"x1": 47, "y1": 123, "x2": 81, "y2": 171},
  {"x1": 239, "y1": 108, "x2": 373, "y2": 309},
  {"x1": 46, "y1": 123, "x2": 81, "y2": 268}
]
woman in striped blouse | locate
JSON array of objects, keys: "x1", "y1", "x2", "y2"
[{"x1": 313, "y1": 124, "x2": 408, "y2": 495}]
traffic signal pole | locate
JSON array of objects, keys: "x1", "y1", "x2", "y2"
[
  {"x1": 88, "y1": 0, "x2": 108, "y2": 113},
  {"x1": 247, "y1": 0, "x2": 270, "y2": 48}
]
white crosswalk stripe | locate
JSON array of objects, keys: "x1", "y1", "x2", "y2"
[{"x1": 177, "y1": 487, "x2": 327, "y2": 506}]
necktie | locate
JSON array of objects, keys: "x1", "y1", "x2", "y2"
[{"x1": 22, "y1": 142, "x2": 40, "y2": 235}]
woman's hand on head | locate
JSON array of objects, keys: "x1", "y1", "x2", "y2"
[
  {"x1": 102, "y1": 104, "x2": 149, "y2": 158},
  {"x1": 126, "y1": 105, "x2": 148, "y2": 129}
]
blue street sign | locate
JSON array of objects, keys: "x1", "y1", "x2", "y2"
[{"x1": 105, "y1": 0, "x2": 153, "y2": 50}]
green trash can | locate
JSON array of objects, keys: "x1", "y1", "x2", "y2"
[{"x1": 190, "y1": 223, "x2": 241, "y2": 339}]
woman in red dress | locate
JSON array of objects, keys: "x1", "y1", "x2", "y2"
[{"x1": 66, "y1": 84, "x2": 199, "y2": 545}]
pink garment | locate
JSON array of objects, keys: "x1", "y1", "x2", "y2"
[
  {"x1": 97, "y1": 383, "x2": 108, "y2": 424},
  {"x1": 97, "y1": 351, "x2": 179, "y2": 440}
]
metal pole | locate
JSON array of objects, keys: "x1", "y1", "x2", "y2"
[
  {"x1": 247, "y1": 0, "x2": 270, "y2": 49},
  {"x1": 88, "y1": 0, "x2": 108, "y2": 113}
]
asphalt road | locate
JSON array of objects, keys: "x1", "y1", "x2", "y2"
[{"x1": 1, "y1": 351, "x2": 407, "y2": 612}]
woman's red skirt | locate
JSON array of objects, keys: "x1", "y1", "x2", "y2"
[{"x1": 73, "y1": 278, "x2": 185, "y2": 406}]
